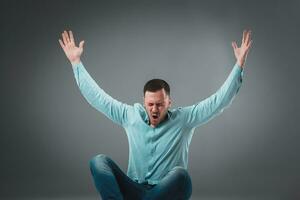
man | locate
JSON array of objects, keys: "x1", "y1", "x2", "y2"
[{"x1": 59, "y1": 29, "x2": 252, "y2": 200}]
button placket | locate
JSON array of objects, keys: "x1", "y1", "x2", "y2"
[{"x1": 147, "y1": 128, "x2": 155, "y2": 172}]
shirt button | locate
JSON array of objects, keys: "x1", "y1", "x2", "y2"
[{"x1": 151, "y1": 148, "x2": 155, "y2": 154}]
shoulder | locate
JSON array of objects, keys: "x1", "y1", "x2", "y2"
[
  {"x1": 132, "y1": 103, "x2": 147, "y2": 119},
  {"x1": 168, "y1": 107, "x2": 186, "y2": 119}
]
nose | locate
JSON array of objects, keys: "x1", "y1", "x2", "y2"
[{"x1": 153, "y1": 105, "x2": 158, "y2": 112}]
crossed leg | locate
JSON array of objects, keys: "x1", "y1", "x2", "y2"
[
  {"x1": 145, "y1": 166, "x2": 192, "y2": 200},
  {"x1": 89, "y1": 154, "x2": 192, "y2": 200}
]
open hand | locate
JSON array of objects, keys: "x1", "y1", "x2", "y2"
[
  {"x1": 232, "y1": 30, "x2": 252, "y2": 68},
  {"x1": 59, "y1": 30, "x2": 85, "y2": 65}
]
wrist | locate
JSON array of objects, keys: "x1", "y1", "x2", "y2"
[
  {"x1": 70, "y1": 58, "x2": 81, "y2": 65},
  {"x1": 236, "y1": 59, "x2": 244, "y2": 69}
]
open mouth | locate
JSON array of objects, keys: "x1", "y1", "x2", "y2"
[{"x1": 152, "y1": 114, "x2": 159, "y2": 120}]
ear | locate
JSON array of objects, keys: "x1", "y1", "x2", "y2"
[{"x1": 168, "y1": 98, "x2": 172, "y2": 108}]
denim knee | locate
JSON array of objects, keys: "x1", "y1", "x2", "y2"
[
  {"x1": 89, "y1": 154, "x2": 111, "y2": 172},
  {"x1": 170, "y1": 166, "x2": 192, "y2": 198},
  {"x1": 170, "y1": 167, "x2": 189, "y2": 180}
]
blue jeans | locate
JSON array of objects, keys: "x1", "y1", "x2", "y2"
[{"x1": 89, "y1": 154, "x2": 192, "y2": 200}]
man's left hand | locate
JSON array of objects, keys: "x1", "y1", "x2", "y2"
[{"x1": 232, "y1": 30, "x2": 253, "y2": 68}]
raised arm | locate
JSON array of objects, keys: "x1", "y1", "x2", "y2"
[
  {"x1": 182, "y1": 30, "x2": 252, "y2": 128},
  {"x1": 59, "y1": 30, "x2": 131, "y2": 126}
]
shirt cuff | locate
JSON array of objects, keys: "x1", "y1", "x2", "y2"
[
  {"x1": 234, "y1": 63, "x2": 243, "y2": 72},
  {"x1": 72, "y1": 62, "x2": 83, "y2": 70}
]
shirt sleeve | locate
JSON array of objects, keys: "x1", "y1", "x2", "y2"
[
  {"x1": 71, "y1": 62, "x2": 131, "y2": 126},
  {"x1": 182, "y1": 63, "x2": 244, "y2": 128}
]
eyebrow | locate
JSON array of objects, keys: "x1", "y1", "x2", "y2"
[{"x1": 147, "y1": 102, "x2": 164, "y2": 105}]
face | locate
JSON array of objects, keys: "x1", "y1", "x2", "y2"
[{"x1": 144, "y1": 89, "x2": 171, "y2": 127}]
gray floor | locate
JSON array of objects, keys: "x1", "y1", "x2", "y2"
[{"x1": 9, "y1": 196, "x2": 280, "y2": 200}]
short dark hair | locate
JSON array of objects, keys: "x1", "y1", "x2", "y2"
[{"x1": 143, "y1": 79, "x2": 170, "y2": 96}]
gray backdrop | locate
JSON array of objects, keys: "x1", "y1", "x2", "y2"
[{"x1": 1, "y1": 0, "x2": 299, "y2": 199}]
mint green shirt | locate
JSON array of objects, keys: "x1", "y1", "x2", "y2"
[{"x1": 72, "y1": 62, "x2": 244, "y2": 184}]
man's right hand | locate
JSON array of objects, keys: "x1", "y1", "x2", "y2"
[{"x1": 59, "y1": 30, "x2": 84, "y2": 65}]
